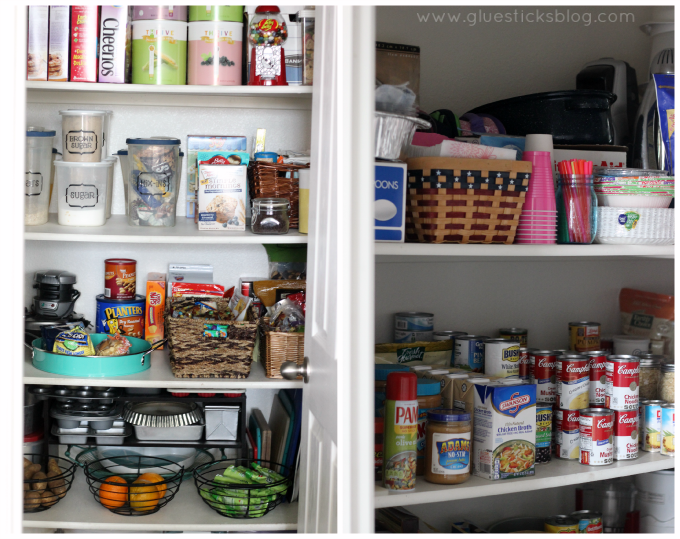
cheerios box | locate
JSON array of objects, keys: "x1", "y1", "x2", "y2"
[{"x1": 472, "y1": 381, "x2": 536, "y2": 481}]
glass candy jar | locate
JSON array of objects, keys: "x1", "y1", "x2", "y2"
[{"x1": 248, "y1": 6, "x2": 288, "y2": 85}]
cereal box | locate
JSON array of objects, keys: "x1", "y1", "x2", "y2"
[
  {"x1": 70, "y1": 6, "x2": 100, "y2": 83},
  {"x1": 197, "y1": 152, "x2": 249, "y2": 231},
  {"x1": 145, "y1": 273, "x2": 166, "y2": 349},
  {"x1": 27, "y1": 6, "x2": 49, "y2": 81},
  {"x1": 473, "y1": 381, "x2": 536, "y2": 480},
  {"x1": 48, "y1": 6, "x2": 70, "y2": 82},
  {"x1": 99, "y1": 6, "x2": 132, "y2": 83}
]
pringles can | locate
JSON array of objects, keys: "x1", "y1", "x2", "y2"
[
  {"x1": 569, "y1": 321, "x2": 601, "y2": 353},
  {"x1": 104, "y1": 258, "x2": 137, "y2": 299}
]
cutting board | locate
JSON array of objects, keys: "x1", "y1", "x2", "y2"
[{"x1": 268, "y1": 394, "x2": 291, "y2": 473}]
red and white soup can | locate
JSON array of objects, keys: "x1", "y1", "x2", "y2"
[
  {"x1": 605, "y1": 356, "x2": 640, "y2": 411},
  {"x1": 519, "y1": 347, "x2": 535, "y2": 381},
  {"x1": 579, "y1": 408, "x2": 614, "y2": 466},
  {"x1": 613, "y1": 409, "x2": 639, "y2": 461},
  {"x1": 556, "y1": 354, "x2": 590, "y2": 410},
  {"x1": 556, "y1": 409, "x2": 581, "y2": 460},
  {"x1": 585, "y1": 350, "x2": 609, "y2": 406},
  {"x1": 530, "y1": 350, "x2": 557, "y2": 404}
]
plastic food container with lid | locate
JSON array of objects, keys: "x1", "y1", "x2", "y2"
[
  {"x1": 126, "y1": 137, "x2": 181, "y2": 227},
  {"x1": 104, "y1": 156, "x2": 117, "y2": 219},
  {"x1": 59, "y1": 110, "x2": 107, "y2": 162},
  {"x1": 252, "y1": 197, "x2": 291, "y2": 234},
  {"x1": 116, "y1": 149, "x2": 131, "y2": 215},
  {"x1": 25, "y1": 128, "x2": 56, "y2": 226},
  {"x1": 55, "y1": 160, "x2": 112, "y2": 227},
  {"x1": 424, "y1": 409, "x2": 471, "y2": 485},
  {"x1": 297, "y1": 8, "x2": 315, "y2": 86}
]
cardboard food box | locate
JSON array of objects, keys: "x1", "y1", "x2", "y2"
[
  {"x1": 144, "y1": 272, "x2": 166, "y2": 349},
  {"x1": 99, "y1": 6, "x2": 132, "y2": 83},
  {"x1": 27, "y1": 6, "x2": 49, "y2": 81},
  {"x1": 70, "y1": 6, "x2": 100, "y2": 82},
  {"x1": 375, "y1": 161, "x2": 407, "y2": 243},
  {"x1": 48, "y1": 6, "x2": 70, "y2": 82},
  {"x1": 198, "y1": 157, "x2": 248, "y2": 231}
]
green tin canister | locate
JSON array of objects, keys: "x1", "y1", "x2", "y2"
[{"x1": 189, "y1": 6, "x2": 244, "y2": 22}]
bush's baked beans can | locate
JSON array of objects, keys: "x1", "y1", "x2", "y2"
[
  {"x1": 104, "y1": 258, "x2": 137, "y2": 299},
  {"x1": 579, "y1": 408, "x2": 614, "y2": 466},
  {"x1": 605, "y1": 356, "x2": 640, "y2": 410},
  {"x1": 483, "y1": 338, "x2": 520, "y2": 378},
  {"x1": 519, "y1": 347, "x2": 535, "y2": 381},
  {"x1": 556, "y1": 355, "x2": 590, "y2": 410},
  {"x1": 529, "y1": 350, "x2": 557, "y2": 403},
  {"x1": 499, "y1": 327, "x2": 528, "y2": 347},
  {"x1": 536, "y1": 406, "x2": 553, "y2": 464},
  {"x1": 613, "y1": 409, "x2": 639, "y2": 460},
  {"x1": 584, "y1": 351, "x2": 609, "y2": 406},
  {"x1": 556, "y1": 409, "x2": 581, "y2": 460},
  {"x1": 570, "y1": 510, "x2": 603, "y2": 533},
  {"x1": 454, "y1": 335, "x2": 488, "y2": 372},
  {"x1": 660, "y1": 403, "x2": 674, "y2": 457},
  {"x1": 569, "y1": 321, "x2": 601, "y2": 353},
  {"x1": 545, "y1": 515, "x2": 580, "y2": 533},
  {"x1": 640, "y1": 400, "x2": 664, "y2": 452}
]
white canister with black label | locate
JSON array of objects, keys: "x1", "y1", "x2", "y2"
[{"x1": 55, "y1": 161, "x2": 111, "y2": 226}]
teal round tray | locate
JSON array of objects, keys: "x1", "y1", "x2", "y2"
[{"x1": 31, "y1": 334, "x2": 163, "y2": 377}]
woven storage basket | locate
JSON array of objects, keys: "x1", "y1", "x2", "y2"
[
  {"x1": 165, "y1": 297, "x2": 258, "y2": 379},
  {"x1": 406, "y1": 157, "x2": 532, "y2": 244},
  {"x1": 248, "y1": 162, "x2": 309, "y2": 229},
  {"x1": 258, "y1": 318, "x2": 305, "y2": 379}
]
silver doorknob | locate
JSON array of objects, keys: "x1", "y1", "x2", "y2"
[{"x1": 281, "y1": 357, "x2": 309, "y2": 383}]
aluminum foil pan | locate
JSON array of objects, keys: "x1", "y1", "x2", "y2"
[
  {"x1": 375, "y1": 111, "x2": 431, "y2": 160},
  {"x1": 122, "y1": 401, "x2": 203, "y2": 428}
]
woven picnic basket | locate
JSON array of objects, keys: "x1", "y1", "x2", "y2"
[
  {"x1": 258, "y1": 318, "x2": 305, "y2": 379},
  {"x1": 247, "y1": 162, "x2": 309, "y2": 229},
  {"x1": 165, "y1": 297, "x2": 258, "y2": 379},
  {"x1": 405, "y1": 157, "x2": 532, "y2": 244}
]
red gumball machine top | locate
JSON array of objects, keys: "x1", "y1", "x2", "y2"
[{"x1": 248, "y1": 6, "x2": 289, "y2": 86}]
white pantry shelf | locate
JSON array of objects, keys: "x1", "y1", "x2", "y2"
[
  {"x1": 24, "y1": 348, "x2": 304, "y2": 390},
  {"x1": 374, "y1": 451, "x2": 674, "y2": 509},
  {"x1": 23, "y1": 468, "x2": 298, "y2": 532},
  {"x1": 25, "y1": 214, "x2": 308, "y2": 244}
]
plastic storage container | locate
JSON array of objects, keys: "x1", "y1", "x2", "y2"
[
  {"x1": 639, "y1": 357, "x2": 662, "y2": 400},
  {"x1": 126, "y1": 137, "x2": 180, "y2": 226},
  {"x1": 557, "y1": 174, "x2": 597, "y2": 244},
  {"x1": 23, "y1": 431, "x2": 45, "y2": 464},
  {"x1": 59, "y1": 110, "x2": 106, "y2": 162},
  {"x1": 251, "y1": 198, "x2": 290, "y2": 234},
  {"x1": 116, "y1": 149, "x2": 131, "y2": 215},
  {"x1": 25, "y1": 128, "x2": 56, "y2": 226},
  {"x1": 298, "y1": 8, "x2": 315, "y2": 86},
  {"x1": 55, "y1": 161, "x2": 112, "y2": 227},
  {"x1": 104, "y1": 156, "x2": 117, "y2": 219}
]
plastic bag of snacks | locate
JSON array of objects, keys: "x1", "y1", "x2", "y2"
[{"x1": 620, "y1": 288, "x2": 674, "y2": 359}]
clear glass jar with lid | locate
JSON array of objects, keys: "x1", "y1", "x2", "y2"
[
  {"x1": 251, "y1": 197, "x2": 290, "y2": 234},
  {"x1": 424, "y1": 409, "x2": 471, "y2": 485},
  {"x1": 638, "y1": 355, "x2": 663, "y2": 400},
  {"x1": 659, "y1": 363, "x2": 675, "y2": 403}
]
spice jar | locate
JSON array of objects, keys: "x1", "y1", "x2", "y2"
[
  {"x1": 252, "y1": 198, "x2": 290, "y2": 234},
  {"x1": 416, "y1": 379, "x2": 442, "y2": 476},
  {"x1": 659, "y1": 364, "x2": 675, "y2": 403},
  {"x1": 424, "y1": 409, "x2": 471, "y2": 484},
  {"x1": 639, "y1": 356, "x2": 663, "y2": 400}
]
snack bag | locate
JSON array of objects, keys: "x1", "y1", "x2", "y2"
[
  {"x1": 53, "y1": 326, "x2": 95, "y2": 356},
  {"x1": 96, "y1": 334, "x2": 132, "y2": 356},
  {"x1": 620, "y1": 288, "x2": 675, "y2": 358}
]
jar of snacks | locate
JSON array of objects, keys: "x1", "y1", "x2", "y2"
[
  {"x1": 659, "y1": 363, "x2": 675, "y2": 403},
  {"x1": 639, "y1": 356, "x2": 662, "y2": 400},
  {"x1": 252, "y1": 198, "x2": 290, "y2": 234},
  {"x1": 424, "y1": 409, "x2": 471, "y2": 485},
  {"x1": 248, "y1": 6, "x2": 288, "y2": 85}
]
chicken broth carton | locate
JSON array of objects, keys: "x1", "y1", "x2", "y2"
[{"x1": 473, "y1": 381, "x2": 536, "y2": 480}]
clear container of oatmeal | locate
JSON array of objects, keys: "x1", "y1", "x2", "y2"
[
  {"x1": 639, "y1": 356, "x2": 663, "y2": 400},
  {"x1": 25, "y1": 128, "x2": 56, "y2": 226},
  {"x1": 424, "y1": 408, "x2": 471, "y2": 485},
  {"x1": 659, "y1": 364, "x2": 675, "y2": 403}
]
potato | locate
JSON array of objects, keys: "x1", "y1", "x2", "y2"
[
  {"x1": 51, "y1": 483, "x2": 68, "y2": 498},
  {"x1": 47, "y1": 469, "x2": 65, "y2": 490},
  {"x1": 24, "y1": 457, "x2": 33, "y2": 468},
  {"x1": 24, "y1": 463, "x2": 41, "y2": 480},
  {"x1": 31, "y1": 471, "x2": 47, "y2": 493},
  {"x1": 40, "y1": 490, "x2": 58, "y2": 507},
  {"x1": 23, "y1": 483, "x2": 29, "y2": 491},
  {"x1": 47, "y1": 459, "x2": 61, "y2": 475},
  {"x1": 24, "y1": 491, "x2": 41, "y2": 510}
]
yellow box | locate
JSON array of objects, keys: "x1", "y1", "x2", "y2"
[{"x1": 145, "y1": 272, "x2": 166, "y2": 349}]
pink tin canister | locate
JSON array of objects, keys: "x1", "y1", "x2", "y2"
[{"x1": 132, "y1": 6, "x2": 188, "y2": 21}]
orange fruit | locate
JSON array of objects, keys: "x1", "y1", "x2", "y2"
[
  {"x1": 136, "y1": 473, "x2": 167, "y2": 498},
  {"x1": 99, "y1": 476, "x2": 128, "y2": 509},
  {"x1": 129, "y1": 478, "x2": 161, "y2": 511}
]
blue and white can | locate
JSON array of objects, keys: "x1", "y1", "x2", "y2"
[
  {"x1": 394, "y1": 312, "x2": 434, "y2": 343},
  {"x1": 453, "y1": 335, "x2": 489, "y2": 372}
]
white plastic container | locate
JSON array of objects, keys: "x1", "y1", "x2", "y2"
[
  {"x1": 55, "y1": 160, "x2": 111, "y2": 226},
  {"x1": 25, "y1": 128, "x2": 56, "y2": 226},
  {"x1": 635, "y1": 470, "x2": 675, "y2": 533},
  {"x1": 613, "y1": 334, "x2": 651, "y2": 356},
  {"x1": 116, "y1": 149, "x2": 131, "y2": 215},
  {"x1": 104, "y1": 156, "x2": 117, "y2": 219},
  {"x1": 102, "y1": 110, "x2": 113, "y2": 158},
  {"x1": 59, "y1": 110, "x2": 107, "y2": 162}
]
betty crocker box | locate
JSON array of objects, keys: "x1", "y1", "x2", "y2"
[{"x1": 70, "y1": 6, "x2": 100, "y2": 82}]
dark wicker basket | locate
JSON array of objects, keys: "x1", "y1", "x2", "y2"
[{"x1": 247, "y1": 162, "x2": 309, "y2": 229}]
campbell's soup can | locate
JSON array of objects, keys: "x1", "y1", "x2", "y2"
[
  {"x1": 483, "y1": 338, "x2": 520, "y2": 378},
  {"x1": 499, "y1": 327, "x2": 528, "y2": 347},
  {"x1": 613, "y1": 409, "x2": 639, "y2": 460},
  {"x1": 530, "y1": 350, "x2": 557, "y2": 403},
  {"x1": 584, "y1": 351, "x2": 608, "y2": 406},
  {"x1": 660, "y1": 403, "x2": 674, "y2": 457},
  {"x1": 519, "y1": 347, "x2": 535, "y2": 381},
  {"x1": 579, "y1": 408, "x2": 614, "y2": 466},
  {"x1": 605, "y1": 356, "x2": 640, "y2": 410},
  {"x1": 454, "y1": 335, "x2": 488, "y2": 373},
  {"x1": 569, "y1": 321, "x2": 601, "y2": 353},
  {"x1": 104, "y1": 258, "x2": 137, "y2": 299},
  {"x1": 556, "y1": 409, "x2": 581, "y2": 460},
  {"x1": 556, "y1": 355, "x2": 590, "y2": 410},
  {"x1": 640, "y1": 400, "x2": 664, "y2": 452},
  {"x1": 394, "y1": 312, "x2": 434, "y2": 343},
  {"x1": 570, "y1": 510, "x2": 603, "y2": 534},
  {"x1": 545, "y1": 515, "x2": 580, "y2": 533}
]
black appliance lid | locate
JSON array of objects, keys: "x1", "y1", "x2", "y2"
[{"x1": 34, "y1": 270, "x2": 77, "y2": 286}]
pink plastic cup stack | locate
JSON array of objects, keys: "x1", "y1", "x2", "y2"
[{"x1": 516, "y1": 150, "x2": 557, "y2": 244}]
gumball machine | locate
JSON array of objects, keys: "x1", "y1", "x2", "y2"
[{"x1": 248, "y1": 6, "x2": 288, "y2": 86}]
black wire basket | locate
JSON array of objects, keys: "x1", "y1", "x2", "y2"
[
  {"x1": 24, "y1": 454, "x2": 77, "y2": 513},
  {"x1": 193, "y1": 459, "x2": 292, "y2": 519},
  {"x1": 84, "y1": 456, "x2": 184, "y2": 516}
]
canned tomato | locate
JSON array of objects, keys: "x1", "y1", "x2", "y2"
[
  {"x1": 660, "y1": 403, "x2": 674, "y2": 457},
  {"x1": 556, "y1": 355, "x2": 590, "y2": 410},
  {"x1": 640, "y1": 400, "x2": 664, "y2": 452},
  {"x1": 569, "y1": 321, "x2": 601, "y2": 353},
  {"x1": 536, "y1": 406, "x2": 552, "y2": 464},
  {"x1": 483, "y1": 338, "x2": 520, "y2": 378},
  {"x1": 104, "y1": 258, "x2": 137, "y2": 299},
  {"x1": 613, "y1": 409, "x2": 638, "y2": 460},
  {"x1": 579, "y1": 408, "x2": 614, "y2": 466},
  {"x1": 570, "y1": 510, "x2": 603, "y2": 533},
  {"x1": 584, "y1": 351, "x2": 608, "y2": 406},
  {"x1": 519, "y1": 347, "x2": 535, "y2": 381},
  {"x1": 605, "y1": 356, "x2": 640, "y2": 410},
  {"x1": 96, "y1": 294, "x2": 145, "y2": 339},
  {"x1": 394, "y1": 312, "x2": 434, "y2": 343},
  {"x1": 499, "y1": 327, "x2": 528, "y2": 347},
  {"x1": 545, "y1": 515, "x2": 580, "y2": 533},
  {"x1": 433, "y1": 331, "x2": 466, "y2": 341},
  {"x1": 453, "y1": 335, "x2": 488, "y2": 372},
  {"x1": 556, "y1": 409, "x2": 581, "y2": 460},
  {"x1": 530, "y1": 350, "x2": 557, "y2": 404}
]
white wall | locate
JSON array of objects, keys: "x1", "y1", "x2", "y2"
[{"x1": 376, "y1": 5, "x2": 658, "y2": 114}]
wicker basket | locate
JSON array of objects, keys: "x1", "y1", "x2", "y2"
[
  {"x1": 259, "y1": 323, "x2": 305, "y2": 379},
  {"x1": 405, "y1": 157, "x2": 532, "y2": 244},
  {"x1": 165, "y1": 297, "x2": 258, "y2": 379},
  {"x1": 248, "y1": 162, "x2": 309, "y2": 229}
]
